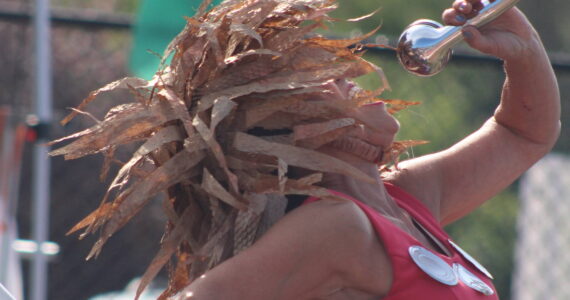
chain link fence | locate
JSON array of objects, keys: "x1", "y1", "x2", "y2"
[
  {"x1": 1, "y1": 1, "x2": 569, "y2": 299},
  {"x1": 513, "y1": 154, "x2": 570, "y2": 300}
]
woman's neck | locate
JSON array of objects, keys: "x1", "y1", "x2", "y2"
[
  {"x1": 318, "y1": 148, "x2": 402, "y2": 218},
  {"x1": 318, "y1": 148, "x2": 440, "y2": 252}
]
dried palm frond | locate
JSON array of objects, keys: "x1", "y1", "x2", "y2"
[{"x1": 49, "y1": 0, "x2": 418, "y2": 298}]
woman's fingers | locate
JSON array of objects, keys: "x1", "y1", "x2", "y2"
[
  {"x1": 443, "y1": 7, "x2": 468, "y2": 26},
  {"x1": 454, "y1": 0, "x2": 472, "y2": 15},
  {"x1": 461, "y1": 25, "x2": 497, "y2": 55},
  {"x1": 442, "y1": 0, "x2": 486, "y2": 26}
]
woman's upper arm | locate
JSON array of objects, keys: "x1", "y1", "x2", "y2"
[
  {"x1": 386, "y1": 118, "x2": 553, "y2": 225},
  {"x1": 173, "y1": 199, "x2": 389, "y2": 299}
]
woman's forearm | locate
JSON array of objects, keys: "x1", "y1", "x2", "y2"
[{"x1": 494, "y1": 33, "x2": 561, "y2": 148}]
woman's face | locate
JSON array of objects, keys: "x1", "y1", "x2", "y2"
[
  {"x1": 332, "y1": 79, "x2": 400, "y2": 138},
  {"x1": 319, "y1": 79, "x2": 400, "y2": 164}
]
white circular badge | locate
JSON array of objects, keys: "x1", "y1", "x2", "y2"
[
  {"x1": 454, "y1": 263, "x2": 495, "y2": 296},
  {"x1": 448, "y1": 239, "x2": 494, "y2": 279},
  {"x1": 409, "y1": 245, "x2": 458, "y2": 286}
]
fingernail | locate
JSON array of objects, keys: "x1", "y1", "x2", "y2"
[
  {"x1": 459, "y1": 2, "x2": 468, "y2": 11},
  {"x1": 462, "y1": 30, "x2": 473, "y2": 39},
  {"x1": 455, "y1": 15, "x2": 466, "y2": 22}
]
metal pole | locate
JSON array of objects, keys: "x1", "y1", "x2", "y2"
[{"x1": 32, "y1": 0, "x2": 52, "y2": 299}]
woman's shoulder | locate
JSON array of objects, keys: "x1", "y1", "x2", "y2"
[
  {"x1": 245, "y1": 198, "x2": 383, "y2": 260},
  {"x1": 286, "y1": 198, "x2": 382, "y2": 245},
  {"x1": 382, "y1": 160, "x2": 443, "y2": 220},
  {"x1": 176, "y1": 198, "x2": 393, "y2": 299},
  {"x1": 281, "y1": 198, "x2": 393, "y2": 295}
]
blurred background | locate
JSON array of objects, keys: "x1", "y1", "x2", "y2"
[{"x1": 1, "y1": 0, "x2": 568, "y2": 299}]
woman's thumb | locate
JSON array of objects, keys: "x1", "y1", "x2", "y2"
[{"x1": 462, "y1": 26, "x2": 495, "y2": 55}]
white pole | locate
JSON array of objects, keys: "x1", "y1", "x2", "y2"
[{"x1": 32, "y1": 0, "x2": 52, "y2": 299}]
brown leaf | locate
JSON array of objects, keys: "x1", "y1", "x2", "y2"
[
  {"x1": 260, "y1": 134, "x2": 295, "y2": 146},
  {"x1": 226, "y1": 156, "x2": 277, "y2": 173},
  {"x1": 208, "y1": 196, "x2": 225, "y2": 229},
  {"x1": 233, "y1": 132, "x2": 374, "y2": 184},
  {"x1": 288, "y1": 45, "x2": 337, "y2": 71},
  {"x1": 192, "y1": 115, "x2": 239, "y2": 194},
  {"x1": 210, "y1": 97, "x2": 237, "y2": 131},
  {"x1": 380, "y1": 98, "x2": 422, "y2": 114},
  {"x1": 165, "y1": 18, "x2": 200, "y2": 67},
  {"x1": 157, "y1": 88, "x2": 195, "y2": 136},
  {"x1": 227, "y1": 23, "x2": 264, "y2": 49},
  {"x1": 279, "y1": 99, "x2": 342, "y2": 119},
  {"x1": 359, "y1": 57, "x2": 391, "y2": 93},
  {"x1": 293, "y1": 118, "x2": 355, "y2": 141},
  {"x1": 346, "y1": 8, "x2": 382, "y2": 22},
  {"x1": 66, "y1": 202, "x2": 113, "y2": 236},
  {"x1": 307, "y1": 24, "x2": 381, "y2": 49},
  {"x1": 202, "y1": 21, "x2": 225, "y2": 67},
  {"x1": 265, "y1": 23, "x2": 321, "y2": 52},
  {"x1": 278, "y1": 158, "x2": 287, "y2": 193},
  {"x1": 201, "y1": 168, "x2": 247, "y2": 210},
  {"x1": 47, "y1": 127, "x2": 94, "y2": 147},
  {"x1": 89, "y1": 150, "x2": 206, "y2": 259},
  {"x1": 99, "y1": 147, "x2": 116, "y2": 182},
  {"x1": 196, "y1": 0, "x2": 214, "y2": 19},
  {"x1": 51, "y1": 102, "x2": 177, "y2": 160},
  {"x1": 295, "y1": 126, "x2": 353, "y2": 150},
  {"x1": 158, "y1": 251, "x2": 194, "y2": 300},
  {"x1": 200, "y1": 60, "x2": 372, "y2": 113},
  {"x1": 244, "y1": 96, "x2": 302, "y2": 128},
  {"x1": 197, "y1": 78, "x2": 321, "y2": 113},
  {"x1": 135, "y1": 207, "x2": 195, "y2": 300},
  {"x1": 106, "y1": 126, "x2": 184, "y2": 197},
  {"x1": 230, "y1": 0, "x2": 278, "y2": 27},
  {"x1": 61, "y1": 77, "x2": 150, "y2": 125},
  {"x1": 297, "y1": 173, "x2": 323, "y2": 186},
  {"x1": 200, "y1": 57, "x2": 277, "y2": 95},
  {"x1": 239, "y1": 173, "x2": 338, "y2": 201},
  {"x1": 196, "y1": 211, "x2": 235, "y2": 256},
  {"x1": 382, "y1": 140, "x2": 429, "y2": 168},
  {"x1": 224, "y1": 49, "x2": 282, "y2": 65}
]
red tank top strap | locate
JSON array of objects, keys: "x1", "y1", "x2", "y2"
[
  {"x1": 302, "y1": 185, "x2": 499, "y2": 299},
  {"x1": 304, "y1": 190, "x2": 419, "y2": 256},
  {"x1": 384, "y1": 182, "x2": 435, "y2": 223},
  {"x1": 384, "y1": 182, "x2": 449, "y2": 242}
]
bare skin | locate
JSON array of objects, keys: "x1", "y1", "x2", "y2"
[
  {"x1": 390, "y1": 3, "x2": 561, "y2": 224},
  {"x1": 173, "y1": 2, "x2": 560, "y2": 299}
]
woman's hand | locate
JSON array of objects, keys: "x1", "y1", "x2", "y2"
[{"x1": 442, "y1": 1, "x2": 541, "y2": 62}]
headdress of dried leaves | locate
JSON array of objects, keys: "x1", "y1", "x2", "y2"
[{"x1": 49, "y1": 0, "x2": 424, "y2": 298}]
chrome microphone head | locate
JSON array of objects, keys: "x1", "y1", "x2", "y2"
[
  {"x1": 397, "y1": 19, "x2": 454, "y2": 77},
  {"x1": 396, "y1": 0, "x2": 520, "y2": 77}
]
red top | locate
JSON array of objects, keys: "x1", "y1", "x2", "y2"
[{"x1": 305, "y1": 182, "x2": 499, "y2": 300}]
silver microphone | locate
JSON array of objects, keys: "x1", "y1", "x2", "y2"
[{"x1": 396, "y1": 0, "x2": 519, "y2": 76}]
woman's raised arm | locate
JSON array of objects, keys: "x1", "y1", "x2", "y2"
[{"x1": 386, "y1": 4, "x2": 560, "y2": 225}]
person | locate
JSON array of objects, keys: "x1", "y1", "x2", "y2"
[{"x1": 172, "y1": 0, "x2": 561, "y2": 299}]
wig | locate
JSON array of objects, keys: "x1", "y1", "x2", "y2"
[{"x1": 49, "y1": 0, "x2": 417, "y2": 298}]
